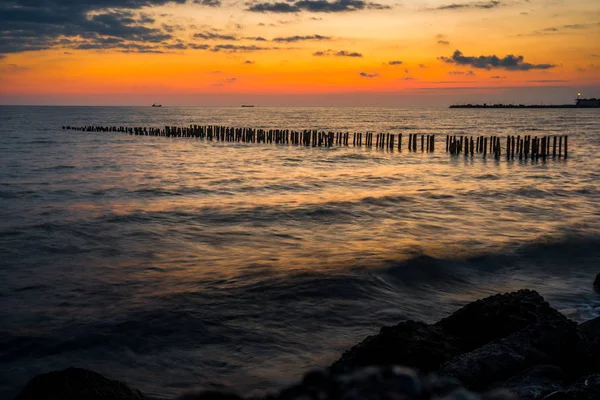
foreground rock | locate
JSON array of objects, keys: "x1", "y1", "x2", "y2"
[
  {"x1": 15, "y1": 367, "x2": 146, "y2": 400},
  {"x1": 14, "y1": 290, "x2": 600, "y2": 400},
  {"x1": 330, "y1": 289, "x2": 572, "y2": 376},
  {"x1": 542, "y1": 375, "x2": 600, "y2": 400}
]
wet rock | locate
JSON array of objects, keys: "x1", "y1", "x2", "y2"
[
  {"x1": 177, "y1": 392, "x2": 243, "y2": 400},
  {"x1": 500, "y1": 365, "x2": 565, "y2": 400},
  {"x1": 435, "y1": 289, "x2": 568, "y2": 350},
  {"x1": 574, "y1": 317, "x2": 600, "y2": 375},
  {"x1": 542, "y1": 375, "x2": 600, "y2": 400},
  {"x1": 331, "y1": 290, "x2": 570, "y2": 375},
  {"x1": 439, "y1": 316, "x2": 577, "y2": 390},
  {"x1": 329, "y1": 321, "x2": 461, "y2": 374},
  {"x1": 274, "y1": 366, "x2": 514, "y2": 400},
  {"x1": 14, "y1": 367, "x2": 146, "y2": 400}
]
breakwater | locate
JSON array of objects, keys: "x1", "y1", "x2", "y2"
[{"x1": 62, "y1": 124, "x2": 569, "y2": 160}]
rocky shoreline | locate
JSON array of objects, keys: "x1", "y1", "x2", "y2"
[{"x1": 14, "y1": 289, "x2": 600, "y2": 400}]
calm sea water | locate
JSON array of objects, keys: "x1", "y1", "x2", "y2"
[{"x1": 1, "y1": 106, "x2": 599, "y2": 399}]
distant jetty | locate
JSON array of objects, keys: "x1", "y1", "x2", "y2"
[{"x1": 450, "y1": 97, "x2": 599, "y2": 109}]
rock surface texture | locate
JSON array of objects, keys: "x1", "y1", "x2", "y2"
[
  {"x1": 14, "y1": 367, "x2": 146, "y2": 400},
  {"x1": 14, "y1": 290, "x2": 600, "y2": 400}
]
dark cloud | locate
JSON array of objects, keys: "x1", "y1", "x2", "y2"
[
  {"x1": 313, "y1": 49, "x2": 362, "y2": 57},
  {"x1": 359, "y1": 72, "x2": 378, "y2": 78},
  {"x1": 194, "y1": 32, "x2": 239, "y2": 40},
  {"x1": 388, "y1": 60, "x2": 403, "y2": 65},
  {"x1": 439, "y1": 50, "x2": 556, "y2": 71},
  {"x1": 272, "y1": 34, "x2": 331, "y2": 42},
  {"x1": 247, "y1": 0, "x2": 390, "y2": 13},
  {"x1": 491, "y1": 75, "x2": 506, "y2": 79},
  {"x1": 244, "y1": 60, "x2": 255, "y2": 64},
  {"x1": 419, "y1": 64, "x2": 427, "y2": 68},
  {"x1": 438, "y1": 40, "x2": 450, "y2": 45},
  {"x1": 198, "y1": 0, "x2": 222, "y2": 6},
  {"x1": 434, "y1": 1, "x2": 502, "y2": 10},
  {"x1": 0, "y1": 0, "x2": 220, "y2": 54},
  {"x1": 212, "y1": 44, "x2": 270, "y2": 52},
  {"x1": 189, "y1": 44, "x2": 211, "y2": 50},
  {"x1": 449, "y1": 70, "x2": 475, "y2": 75}
]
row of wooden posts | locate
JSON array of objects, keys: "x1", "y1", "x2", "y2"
[{"x1": 61, "y1": 125, "x2": 568, "y2": 159}]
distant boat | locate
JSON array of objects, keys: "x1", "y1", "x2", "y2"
[
  {"x1": 152, "y1": 103, "x2": 162, "y2": 107},
  {"x1": 241, "y1": 104, "x2": 254, "y2": 108}
]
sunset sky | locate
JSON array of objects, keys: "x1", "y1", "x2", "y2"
[{"x1": 0, "y1": 0, "x2": 599, "y2": 106}]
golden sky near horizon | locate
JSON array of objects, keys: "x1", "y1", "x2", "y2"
[{"x1": 0, "y1": 0, "x2": 599, "y2": 105}]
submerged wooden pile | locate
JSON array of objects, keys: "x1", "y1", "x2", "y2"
[{"x1": 61, "y1": 125, "x2": 569, "y2": 159}]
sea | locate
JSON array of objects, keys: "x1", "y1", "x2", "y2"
[{"x1": 1, "y1": 106, "x2": 599, "y2": 399}]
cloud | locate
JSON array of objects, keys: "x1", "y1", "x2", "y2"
[
  {"x1": 212, "y1": 76, "x2": 237, "y2": 86},
  {"x1": 491, "y1": 75, "x2": 506, "y2": 79},
  {"x1": 0, "y1": 0, "x2": 224, "y2": 54},
  {"x1": 524, "y1": 22, "x2": 600, "y2": 37},
  {"x1": 449, "y1": 70, "x2": 475, "y2": 76},
  {"x1": 359, "y1": 72, "x2": 379, "y2": 78},
  {"x1": 401, "y1": 76, "x2": 416, "y2": 81},
  {"x1": 247, "y1": 0, "x2": 390, "y2": 13},
  {"x1": 272, "y1": 34, "x2": 331, "y2": 42},
  {"x1": 419, "y1": 64, "x2": 428, "y2": 68},
  {"x1": 198, "y1": 0, "x2": 222, "y2": 6},
  {"x1": 388, "y1": 60, "x2": 403, "y2": 65},
  {"x1": 438, "y1": 40, "x2": 450, "y2": 45},
  {"x1": 434, "y1": 1, "x2": 503, "y2": 10},
  {"x1": 439, "y1": 50, "x2": 556, "y2": 70},
  {"x1": 313, "y1": 49, "x2": 362, "y2": 57},
  {"x1": 212, "y1": 44, "x2": 270, "y2": 52},
  {"x1": 244, "y1": 60, "x2": 255, "y2": 64},
  {"x1": 194, "y1": 32, "x2": 238, "y2": 40},
  {"x1": 190, "y1": 44, "x2": 211, "y2": 50}
]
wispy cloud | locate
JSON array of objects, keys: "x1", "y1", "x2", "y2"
[
  {"x1": 212, "y1": 44, "x2": 271, "y2": 52},
  {"x1": 194, "y1": 32, "x2": 238, "y2": 40},
  {"x1": 359, "y1": 72, "x2": 379, "y2": 78},
  {"x1": 313, "y1": 49, "x2": 362, "y2": 57},
  {"x1": 248, "y1": 0, "x2": 390, "y2": 13},
  {"x1": 433, "y1": 1, "x2": 503, "y2": 10},
  {"x1": 388, "y1": 60, "x2": 403, "y2": 65},
  {"x1": 272, "y1": 34, "x2": 331, "y2": 42}
]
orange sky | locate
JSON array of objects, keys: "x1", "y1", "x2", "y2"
[{"x1": 0, "y1": 0, "x2": 599, "y2": 105}]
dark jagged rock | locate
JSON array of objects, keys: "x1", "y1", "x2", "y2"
[
  {"x1": 272, "y1": 366, "x2": 515, "y2": 400},
  {"x1": 500, "y1": 365, "x2": 565, "y2": 400},
  {"x1": 575, "y1": 317, "x2": 600, "y2": 375},
  {"x1": 177, "y1": 392, "x2": 243, "y2": 400},
  {"x1": 14, "y1": 367, "x2": 145, "y2": 400},
  {"x1": 542, "y1": 375, "x2": 600, "y2": 400},
  {"x1": 329, "y1": 321, "x2": 461, "y2": 374},
  {"x1": 439, "y1": 317, "x2": 577, "y2": 390},
  {"x1": 435, "y1": 289, "x2": 567, "y2": 349},
  {"x1": 330, "y1": 290, "x2": 571, "y2": 375},
  {"x1": 594, "y1": 273, "x2": 600, "y2": 292}
]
